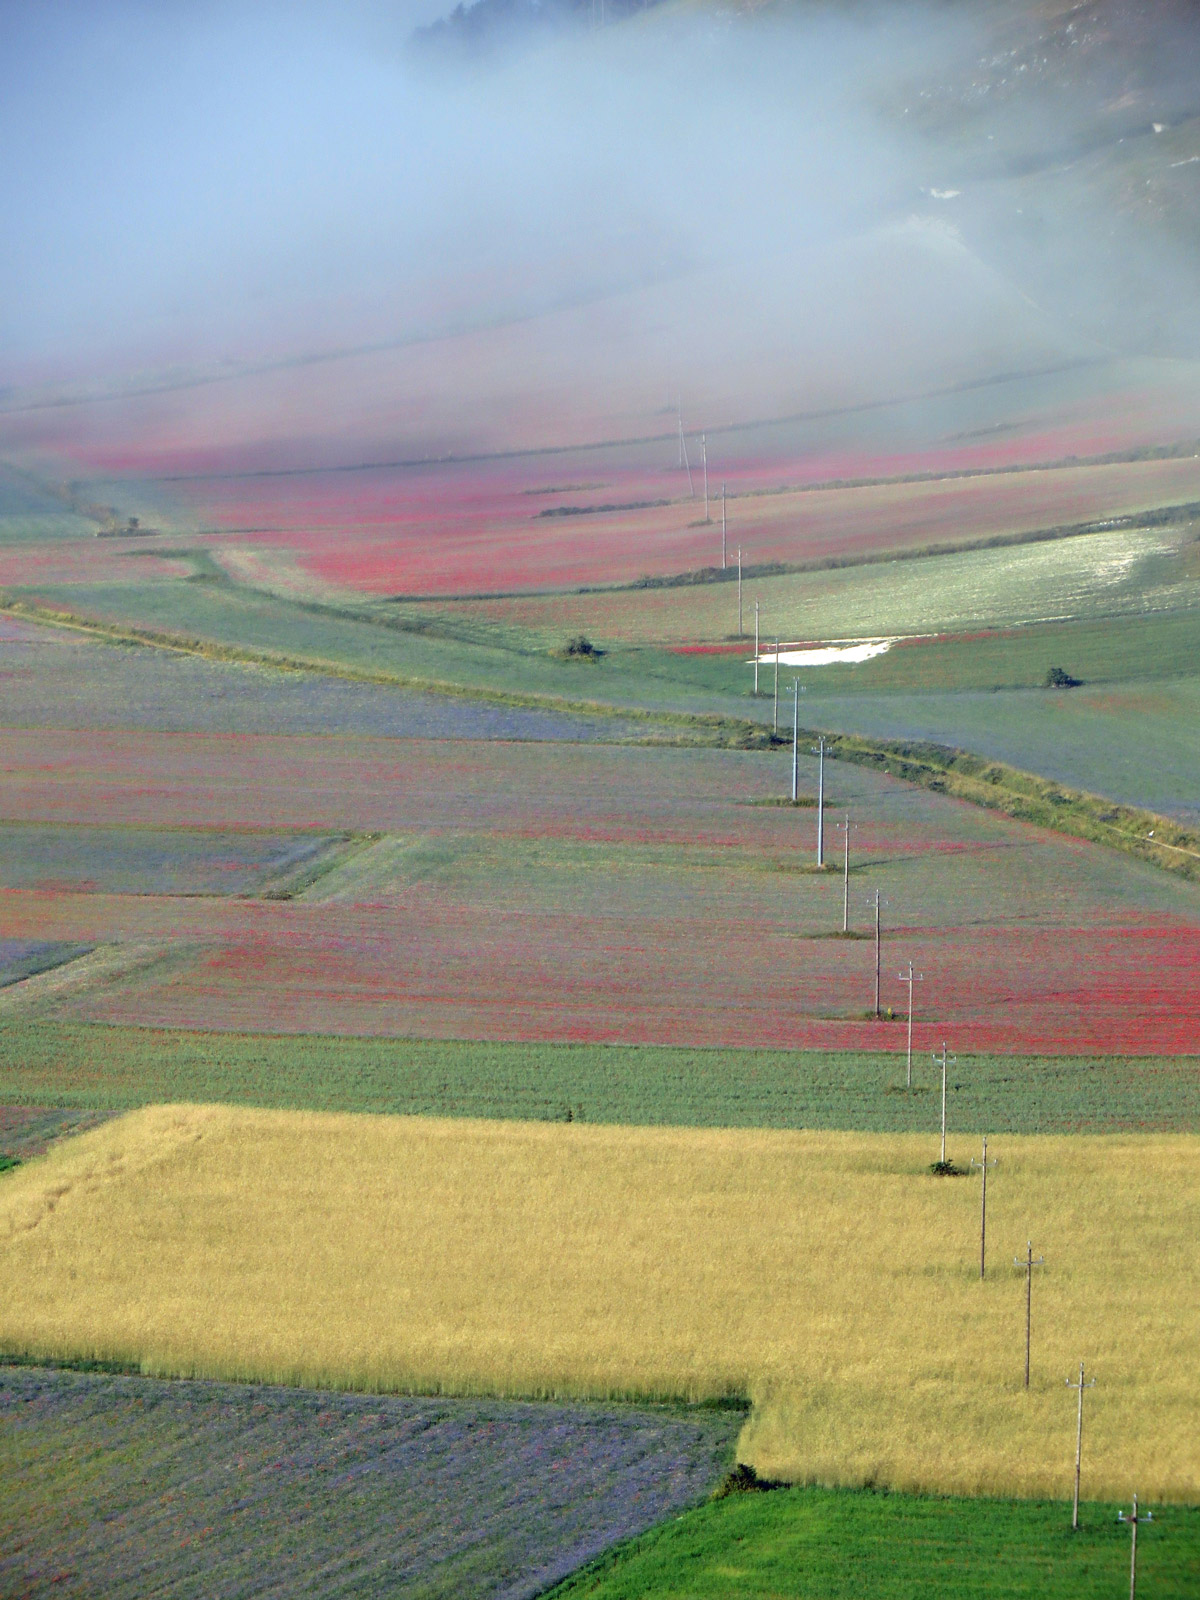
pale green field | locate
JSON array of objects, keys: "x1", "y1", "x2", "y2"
[{"x1": 410, "y1": 524, "x2": 1199, "y2": 647}]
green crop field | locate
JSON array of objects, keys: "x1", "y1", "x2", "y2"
[
  {"x1": 801, "y1": 678, "x2": 1200, "y2": 825},
  {"x1": 1, "y1": 1024, "x2": 1198, "y2": 1135},
  {"x1": 546, "y1": 1486, "x2": 1200, "y2": 1599}
]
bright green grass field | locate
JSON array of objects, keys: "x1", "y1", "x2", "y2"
[
  {"x1": 547, "y1": 1487, "x2": 1200, "y2": 1600},
  {"x1": 1, "y1": 1024, "x2": 1198, "y2": 1136}
]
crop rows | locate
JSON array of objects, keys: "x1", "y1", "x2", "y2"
[{"x1": 1, "y1": 1365, "x2": 737, "y2": 1600}]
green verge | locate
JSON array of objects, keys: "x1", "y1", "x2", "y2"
[
  {"x1": 0, "y1": 1023, "x2": 1197, "y2": 1134},
  {"x1": 814, "y1": 731, "x2": 1200, "y2": 882},
  {"x1": 545, "y1": 1486, "x2": 1200, "y2": 1600}
]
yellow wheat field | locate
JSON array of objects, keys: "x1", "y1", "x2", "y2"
[{"x1": 1, "y1": 1105, "x2": 1196, "y2": 1500}]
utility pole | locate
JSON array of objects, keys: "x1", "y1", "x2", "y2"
[
  {"x1": 1013, "y1": 1240, "x2": 1044, "y2": 1389},
  {"x1": 773, "y1": 639, "x2": 780, "y2": 733},
  {"x1": 933, "y1": 1041, "x2": 956, "y2": 1165},
  {"x1": 737, "y1": 546, "x2": 743, "y2": 636},
  {"x1": 871, "y1": 890, "x2": 888, "y2": 1017},
  {"x1": 721, "y1": 482, "x2": 727, "y2": 569},
  {"x1": 679, "y1": 414, "x2": 694, "y2": 496},
  {"x1": 811, "y1": 735, "x2": 828, "y2": 866},
  {"x1": 791, "y1": 682, "x2": 801, "y2": 803},
  {"x1": 971, "y1": 1135, "x2": 998, "y2": 1279},
  {"x1": 702, "y1": 434, "x2": 709, "y2": 521},
  {"x1": 897, "y1": 960, "x2": 923, "y2": 1087},
  {"x1": 836, "y1": 814, "x2": 856, "y2": 932},
  {"x1": 753, "y1": 601, "x2": 760, "y2": 695},
  {"x1": 1065, "y1": 1362, "x2": 1096, "y2": 1530},
  {"x1": 1118, "y1": 1496, "x2": 1152, "y2": 1600}
]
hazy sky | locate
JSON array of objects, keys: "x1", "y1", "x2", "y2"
[{"x1": 0, "y1": 0, "x2": 930, "y2": 378}]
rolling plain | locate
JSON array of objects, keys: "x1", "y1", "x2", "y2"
[{"x1": 4, "y1": 5, "x2": 1200, "y2": 1587}]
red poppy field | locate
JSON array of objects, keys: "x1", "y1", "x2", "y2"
[
  {"x1": 150, "y1": 453, "x2": 1200, "y2": 601},
  {"x1": 0, "y1": 727, "x2": 1196, "y2": 1055}
]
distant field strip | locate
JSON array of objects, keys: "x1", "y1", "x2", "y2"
[
  {"x1": 166, "y1": 451, "x2": 1200, "y2": 594},
  {"x1": 1, "y1": 1109, "x2": 1195, "y2": 1501},
  {"x1": 3, "y1": 1025, "x2": 1200, "y2": 1133}
]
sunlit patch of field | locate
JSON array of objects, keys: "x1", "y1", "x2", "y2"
[
  {"x1": 1, "y1": 1107, "x2": 1195, "y2": 1501},
  {"x1": 416, "y1": 523, "x2": 1198, "y2": 648}
]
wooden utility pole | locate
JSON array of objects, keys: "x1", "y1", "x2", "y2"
[
  {"x1": 1118, "y1": 1495, "x2": 1152, "y2": 1599},
  {"x1": 971, "y1": 1135, "x2": 997, "y2": 1279},
  {"x1": 737, "y1": 546, "x2": 743, "y2": 636},
  {"x1": 933, "y1": 1041, "x2": 956, "y2": 1165},
  {"x1": 897, "y1": 960, "x2": 923, "y2": 1087},
  {"x1": 753, "y1": 601, "x2": 760, "y2": 695},
  {"x1": 773, "y1": 639, "x2": 780, "y2": 732},
  {"x1": 721, "y1": 482, "x2": 727, "y2": 568},
  {"x1": 1013, "y1": 1240, "x2": 1044, "y2": 1388},
  {"x1": 702, "y1": 434, "x2": 709, "y2": 521},
  {"x1": 1065, "y1": 1361, "x2": 1096, "y2": 1529}
]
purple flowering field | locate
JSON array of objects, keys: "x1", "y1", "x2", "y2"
[{"x1": 0, "y1": 1366, "x2": 740, "y2": 1600}]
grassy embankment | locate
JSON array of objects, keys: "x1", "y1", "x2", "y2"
[
  {"x1": 1, "y1": 1024, "x2": 1199, "y2": 1133},
  {"x1": 1, "y1": 1107, "x2": 1195, "y2": 1501},
  {"x1": 546, "y1": 1486, "x2": 1200, "y2": 1599}
]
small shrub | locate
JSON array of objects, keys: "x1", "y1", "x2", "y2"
[
  {"x1": 0, "y1": 1154, "x2": 20, "y2": 1176},
  {"x1": 710, "y1": 1462, "x2": 786, "y2": 1500},
  {"x1": 558, "y1": 635, "x2": 602, "y2": 660},
  {"x1": 1044, "y1": 666, "x2": 1081, "y2": 688},
  {"x1": 929, "y1": 1160, "x2": 967, "y2": 1177}
]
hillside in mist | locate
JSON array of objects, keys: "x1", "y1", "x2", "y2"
[{"x1": 3, "y1": 0, "x2": 1200, "y2": 475}]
